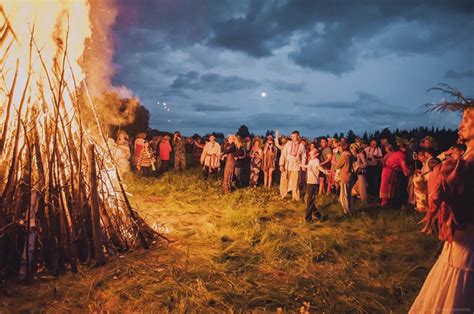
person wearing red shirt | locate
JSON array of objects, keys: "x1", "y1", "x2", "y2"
[{"x1": 159, "y1": 135, "x2": 172, "y2": 174}]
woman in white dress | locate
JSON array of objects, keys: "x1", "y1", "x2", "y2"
[
  {"x1": 410, "y1": 93, "x2": 474, "y2": 313},
  {"x1": 113, "y1": 132, "x2": 131, "y2": 176}
]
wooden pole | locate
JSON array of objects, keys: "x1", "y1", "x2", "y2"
[{"x1": 88, "y1": 144, "x2": 105, "y2": 266}]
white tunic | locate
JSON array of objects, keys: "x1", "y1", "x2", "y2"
[
  {"x1": 279, "y1": 141, "x2": 306, "y2": 172},
  {"x1": 200, "y1": 142, "x2": 222, "y2": 168}
]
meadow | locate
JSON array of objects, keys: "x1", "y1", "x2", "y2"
[{"x1": 1, "y1": 168, "x2": 439, "y2": 313}]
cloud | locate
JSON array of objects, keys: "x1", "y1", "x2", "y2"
[
  {"x1": 170, "y1": 71, "x2": 260, "y2": 93},
  {"x1": 245, "y1": 112, "x2": 332, "y2": 130},
  {"x1": 445, "y1": 69, "x2": 474, "y2": 79},
  {"x1": 269, "y1": 80, "x2": 306, "y2": 92},
  {"x1": 193, "y1": 103, "x2": 239, "y2": 112},
  {"x1": 208, "y1": 0, "x2": 474, "y2": 74},
  {"x1": 112, "y1": 1, "x2": 471, "y2": 137},
  {"x1": 295, "y1": 91, "x2": 384, "y2": 109}
]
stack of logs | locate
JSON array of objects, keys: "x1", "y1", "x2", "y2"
[{"x1": 0, "y1": 5, "x2": 156, "y2": 281}]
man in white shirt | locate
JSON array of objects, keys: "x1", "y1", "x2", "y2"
[
  {"x1": 279, "y1": 130, "x2": 307, "y2": 201},
  {"x1": 364, "y1": 139, "x2": 383, "y2": 195},
  {"x1": 303, "y1": 149, "x2": 326, "y2": 222},
  {"x1": 200, "y1": 134, "x2": 221, "y2": 179}
]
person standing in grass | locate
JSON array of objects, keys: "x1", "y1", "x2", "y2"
[
  {"x1": 173, "y1": 131, "x2": 186, "y2": 172},
  {"x1": 222, "y1": 134, "x2": 237, "y2": 193},
  {"x1": 136, "y1": 140, "x2": 156, "y2": 176},
  {"x1": 319, "y1": 138, "x2": 333, "y2": 195},
  {"x1": 249, "y1": 138, "x2": 263, "y2": 187},
  {"x1": 200, "y1": 134, "x2": 221, "y2": 179},
  {"x1": 279, "y1": 130, "x2": 307, "y2": 201},
  {"x1": 335, "y1": 143, "x2": 354, "y2": 214},
  {"x1": 364, "y1": 139, "x2": 383, "y2": 196},
  {"x1": 159, "y1": 135, "x2": 172, "y2": 174},
  {"x1": 262, "y1": 136, "x2": 277, "y2": 189},
  {"x1": 410, "y1": 98, "x2": 474, "y2": 313},
  {"x1": 379, "y1": 143, "x2": 410, "y2": 207},
  {"x1": 132, "y1": 132, "x2": 146, "y2": 169},
  {"x1": 303, "y1": 148, "x2": 326, "y2": 222},
  {"x1": 275, "y1": 130, "x2": 288, "y2": 197},
  {"x1": 351, "y1": 143, "x2": 368, "y2": 203},
  {"x1": 113, "y1": 131, "x2": 131, "y2": 176},
  {"x1": 233, "y1": 137, "x2": 247, "y2": 188}
]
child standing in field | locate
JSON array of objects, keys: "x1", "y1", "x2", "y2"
[
  {"x1": 137, "y1": 141, "x2": 156, "y2": 176},
  {"x1": 303, "y1": 148, "x2": 326, "y2": 222}
]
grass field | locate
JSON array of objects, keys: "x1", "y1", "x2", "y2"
[{"x1": 1, "y1": 168, "x2": 439, "y2": 313}]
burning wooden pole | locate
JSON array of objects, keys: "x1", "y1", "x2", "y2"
[{"x1": 88, "y1": 144, "x2": 106, "y2": 266}]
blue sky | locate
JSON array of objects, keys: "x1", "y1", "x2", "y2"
[{"x1": 111, "y1": 0, "x2": 473, "y2": 136}]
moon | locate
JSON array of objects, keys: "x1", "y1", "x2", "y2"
[{"x1": 261, "y1": 92, "x2": 267, "y2": 98}]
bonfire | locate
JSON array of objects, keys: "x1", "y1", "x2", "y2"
[{"x1": 0, "y1": 2, "x2": 155, "y2": 281}]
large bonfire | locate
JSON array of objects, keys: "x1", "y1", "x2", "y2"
[{"x1": 0, "y1": 1, "x2": 155, "y2": 281}]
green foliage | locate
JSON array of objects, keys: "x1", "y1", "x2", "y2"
[{"x1": 1, "y1": 169, "x2": 438, "y2": 312}]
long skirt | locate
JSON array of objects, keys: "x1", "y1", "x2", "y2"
[
  {"x1": 410, "y1": 226, "x2": 474, "y2": 313},
  {"x1": 353, "y1": 174, "x2": 367, "y2": 202},
  {"x1": 249, "y1": 158, "x2": 262, "y2": 187},
  {"x1": 223, "y1": 165, "x2": 234, "y2": 193},
  {"x1": 380, "y1": 167, "x2": 398, "y2": 200}
]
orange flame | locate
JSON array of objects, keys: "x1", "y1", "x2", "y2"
[{"x1": 2, "y1": 1, "x2": 91, "y2": 108}]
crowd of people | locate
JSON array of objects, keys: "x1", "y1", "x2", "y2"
[
  {"x1": 107, "y1": 102, "x2": 473, "y2": 312},
  {"x1": 108, "y1": 127, "x2": 466, "y2": 223}
]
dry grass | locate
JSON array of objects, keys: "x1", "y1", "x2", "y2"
[{"x1": 1, "y1": 168, "x2": 439, "y2": 313}]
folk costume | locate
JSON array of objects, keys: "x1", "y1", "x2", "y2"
[
  {"x1": 249, "y1": 146, "x2": 263, "y2": 187},
  {"x1": 201, "y1": 141, "x2": 222, "y2": 179},
  {"x1": 380, "y1": 150, "x2": 410, "y2": 207},
  {"x1": 279, "y1": 141, "x2": 307, "y2": 201},
  {"x1": 352, "y1": 145, "x2": 368, "y2": 202},
  {"x1": 132, "y1": 136, "x2": 145, "y2": 167},
  {"x1": 114, "y1": 142, "x2": 131, "y2": 176},
  {"x1": 410, "y1": 149, "x2": 474, "y2": 313},
  {"x1": 222, "y1": 141, "x2": 237, "y2": 193},
  {"x1": 137, "y1": 146, "x2": 156, "y2": 176},
  {"x1": 410, "y1": 87, "x2": 474, "y2": 313}
]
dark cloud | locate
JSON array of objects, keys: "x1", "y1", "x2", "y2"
[
  {"x1": 112, "y1": 0, "x2": 471, "y2": 136},
  {"x1": 170, "y1": 71, "x2": 260, "y2": 93},
  {"x1": 246, "y1": 112, "x2": 332, "y2": 131},
  {"x1": 208, "y1": 0, "x2": 474, "y2": 74},
  {"x1": 295, "y1": 92, "x2": 384, "y2": 109},
  {"x1": 193, "y1": 103, "x2": 239, "y2": 112},
  {"x1": 269, "y1": 80, "x2": 306, "y2": 92},
  {"x1": 445, "y1": 69, "x2": 474, "y2": 79}
]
